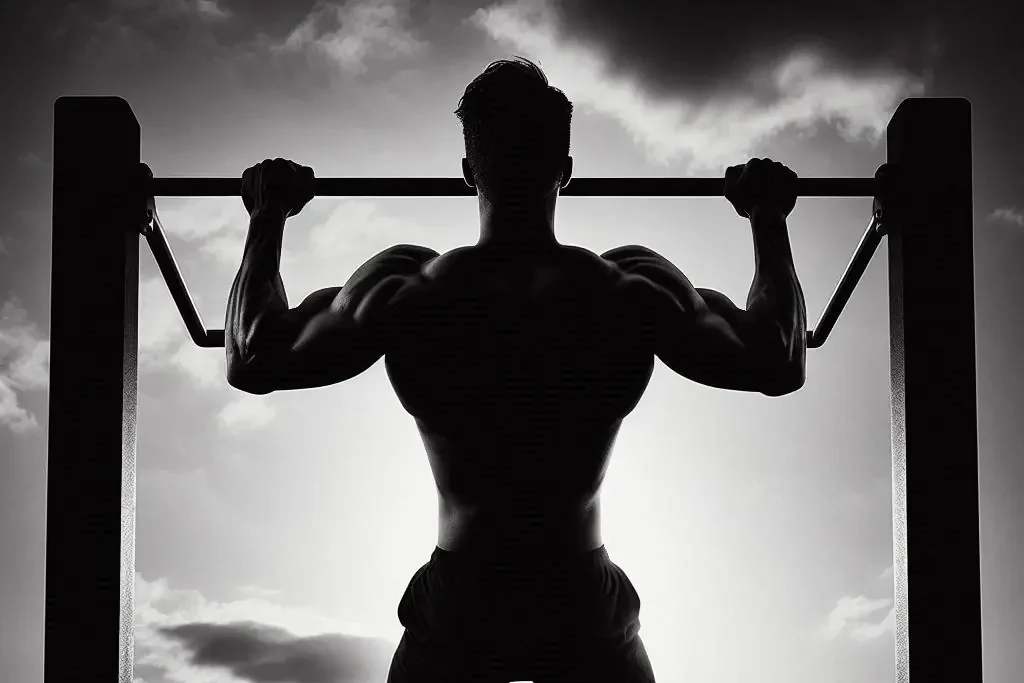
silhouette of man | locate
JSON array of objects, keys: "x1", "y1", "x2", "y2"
[{"x1": 226, "y1": 57, "x2": 807, "y2": 683}]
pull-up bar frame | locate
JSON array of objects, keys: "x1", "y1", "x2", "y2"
[
  {"x1": 150, "y1": 175, "x2": 877, "y2": 198},
  {"x1": 45, "y1": 95, "x2": 981, "y2": 683}
]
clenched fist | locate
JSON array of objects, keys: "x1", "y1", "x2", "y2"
[
  {"x1": 724, "y1": 158, "x2": 799, "y2": 220},
  {"x1": 241, "y1": 158, "x2": 315, "y2": 218}
]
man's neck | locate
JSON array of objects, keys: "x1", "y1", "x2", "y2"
[{"x1": 475, "y1": 192, "x2": 560, "y2": 249}]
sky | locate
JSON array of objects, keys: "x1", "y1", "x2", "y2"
[{"x1": 1, "y1": 0, "x2": 1022, "y2": 681}]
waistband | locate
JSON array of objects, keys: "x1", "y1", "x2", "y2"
[{"x1": 429, "y1": 544, "x2": 610, "y2": 573}]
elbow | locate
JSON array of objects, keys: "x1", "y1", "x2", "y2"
[
  {"x1": 226, "y1": 369, "x2": 272, "y2": 395},
  {"x1": 225, "y1": 353, "x2": 274, "y2": 395},
  {"x1": 760, "y1": 361, "x2": 806, "y2": 397},
  {"x1": 227, "y1": 373, "x2": 273, "y2": 395},
  {"x1": 757, "y1": 331, "x2": 806, "y2": 396}
]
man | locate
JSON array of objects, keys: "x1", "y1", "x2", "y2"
[{"x1": 225, "y1": 57, "x2": 807, "y2": 683}]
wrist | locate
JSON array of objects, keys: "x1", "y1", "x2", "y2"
[
  {"x1": 251, "y1": 204, "x2": 288, "y2": 222},
  {"x1": 243, "y1": 207, "x2": 287, "y2": 261},
  {"x1": 749, "y1": 204, "x2": 787, "y2": 226}
]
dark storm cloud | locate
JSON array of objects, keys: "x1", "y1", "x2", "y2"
[
  {"x1": 473, "y1": 1, "x2": 927, "y2": 168},
  {"x1": 49, "y1": 0, "x2": 430, "y2": 57},
  {"x1": 546, "y1": 0, "x2": 947, "y2": 102},
  {"x1": 52, "y1": 0, "x2": 311, "y2": 49},
  {"x1": 161, "y1": 621, "x2": 394, "y2": 683}
]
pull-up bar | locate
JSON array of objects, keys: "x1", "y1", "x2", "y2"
[
  {"x1": 150, "y1": 176, "x2": 876, "y2": 198},
  {"x1": 141, "y1": 173, "x2": 884, "y2": 350}
]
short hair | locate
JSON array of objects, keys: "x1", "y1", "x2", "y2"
[{"x1": 455, "y1": 56, "x2": 574, "y2": 196}]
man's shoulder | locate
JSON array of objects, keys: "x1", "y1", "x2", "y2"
[
  {"x1": 598, "y1": 244, "x2": 666, "y2": 264},
  {"x1": 394, "y1": 245, "x2": 479, "y2": 288}
]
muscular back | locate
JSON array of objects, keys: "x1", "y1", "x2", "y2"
[{"x1": 383, "y1": 244, "x2": 656, "y2": 546}]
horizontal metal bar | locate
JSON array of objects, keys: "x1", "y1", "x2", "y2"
[
  {"x1": 150, "y1": 176, "x2": 877, "y2": 198},
  {"x1": 806, "y1": 213, "x2": 886, "y2": 349},
  {"x1": 145, "y1": 211, "x2": 225, "y2": 348}
]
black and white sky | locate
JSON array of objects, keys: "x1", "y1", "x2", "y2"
[{"x1": 1, "y1": 1, "x2": 1022, "y2": 682}]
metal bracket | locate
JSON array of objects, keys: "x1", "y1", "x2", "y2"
[{"x1": 138, "y1": 162, "x2": 156, "y2": 237}]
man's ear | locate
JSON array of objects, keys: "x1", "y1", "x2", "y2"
[
  {"x1": 560, "y1": 156, "x2": 574, "y2": 188},
  {"x1": 462, "y1": 158, "x2": 475, "y2": 188}
]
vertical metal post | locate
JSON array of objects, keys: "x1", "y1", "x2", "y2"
[
  {"x1": 47, "y1": 96, "x2": 140, "y2": 683},
  {"x1": 886, "y1": 97, "x2": 981, "y2": 682}
]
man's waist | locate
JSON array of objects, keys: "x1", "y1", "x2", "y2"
[
  {"x1": 437, "y1": 501, "x2": 603, "y2": 556},
  {"x1": 431, "y1": 541, "x2": 608, "y2": 568}
]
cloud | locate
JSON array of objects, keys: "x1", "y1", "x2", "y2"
[
  {"x1": 273, "y1": 0, "x2": 427, "y2": 74},
  {"x1": 170, "y1": 342, "x2": 225, "y2": 389},
  {"x1": 307, "y1": 199, "x2": 434, "y2": 261},
  {"x1": 55, "y1": 0, "x2": 236, "y2": 77},
  {"x1": 139, "y1": 277, "x2": 188, "y2": 364},
  {"x1": 236, "y1": 586, "x2": 284, "y2": 599},
  {"x1": 16, "y1": 152, "x2": 44, "y2": 170},
  {"x1": 822, "y1": 594, "x2": 895, "y2": 643},
  {"x1": 525, "y1": 0, "x2": 943, "y2": 99},
  {"x1": 195, "y1": 0, "x2": 231, "y2": 21},
  {"x1": 989, "y1": 207, "x2": 1024, "y2": 228},
  {"x1": 219, "y1": 394, "x2": 276, "y2": 432},
  {"x1": 109, "y1": 0, "x2": 232, "y2": 23},
  {"x1": 134, "y1": 574, "x2": 393, "y2": 683},
  {"x1": 138, "y1": 275, "x2": 228, "y2": 389},
  {"x1": 162, "y1": 622, "x2": 395, "y2": 683},
  {"x1": 148, "y1": 197, "x2": 248, "y2": 275},
  {"x1": 0, "y1": 381, "x2": 36, "y2": 434},
  {"x1": 0, "y1": 299, "x2": 50, "y2": 434},
  {"x1": 470, "y1": 0, "x2": 926, "y2": 170},
  {"x1": 156, "y1": 200, "x2": 243, "y2": 248}
]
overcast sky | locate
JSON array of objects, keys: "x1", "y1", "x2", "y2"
[{"x1": 1, "y1": 0, "x2": 1022, "y2": 682}]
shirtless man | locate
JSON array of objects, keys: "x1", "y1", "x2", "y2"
[{"x1": 225, "y1": 57, "x2": 807, "y2": 683}]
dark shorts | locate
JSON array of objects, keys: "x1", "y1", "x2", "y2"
[{"x1": 387, "y1": 545, "x2": 656, "y2": 683}]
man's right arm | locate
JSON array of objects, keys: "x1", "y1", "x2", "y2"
[
  {"x1": 742, "y1": 205, "x2": 807, "y2": 391},
  {"x1": 603, "y1": 206, "x2": 806, "y2": 396}
]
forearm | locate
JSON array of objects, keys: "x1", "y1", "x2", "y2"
[
  {"x1": 745, "y1": 206, "x2": 807, "y2": 370},
  {"x1": 225, "y1": 207, "x2": 289, "y2": 365}
]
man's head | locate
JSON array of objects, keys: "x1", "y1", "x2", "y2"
[{"x1": 456, "y1": 57, "x2": 574, "y2": 201}]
